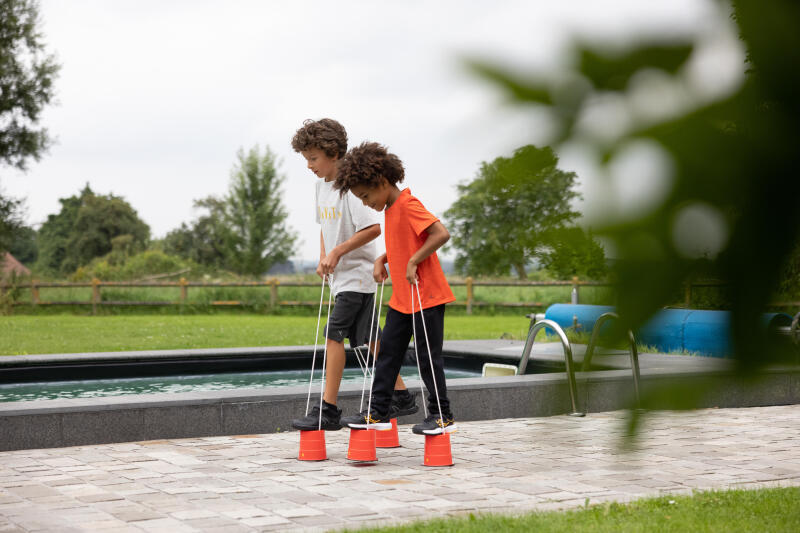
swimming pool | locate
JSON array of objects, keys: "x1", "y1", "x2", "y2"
[{"x1": 0, "y1": 365, "x2": 479, "y2": 403}]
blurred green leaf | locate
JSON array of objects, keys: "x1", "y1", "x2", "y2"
[
  {"x1": 578, "y1": 43, "x2": 693, "y2": 91},
  {"x1": 465, "y1": 60, "x2": 553, "y2": 105}
]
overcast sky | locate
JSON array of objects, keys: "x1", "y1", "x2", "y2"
[{"x1": 3, "y1": 0, "x2": 737, "y2": 261}]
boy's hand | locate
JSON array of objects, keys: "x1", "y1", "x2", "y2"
[
  {"x1": 373, "y1": 261, "x2": 388, "y2": 282},
  {"x1": 319, "y1": 250, "x2": 341, "y2": 275},
  {"x1": 315, "y1": 262, "x2": 325, "y2": 279},
  {"x1": 406, "y1": 261, "x2": 418, "y2": 285}
]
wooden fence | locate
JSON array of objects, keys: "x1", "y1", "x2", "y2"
[{"x1": 1, "y1": 277, "x2": 797, "y2": 315}]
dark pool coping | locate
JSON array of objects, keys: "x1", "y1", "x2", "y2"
[{"x1": 1, "y1": 340, "x2": 798, "y2": 451}]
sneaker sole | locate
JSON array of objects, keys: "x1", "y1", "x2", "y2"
[
  {"x1": 291, "y1": 422, "x2": 343, "y2": 431},
  {"x1": 413, "y1": 423, "x2": 457, "y2": 435},
  {"x1": 346, "y1": 422, "x2": 393, "y2": 431}
]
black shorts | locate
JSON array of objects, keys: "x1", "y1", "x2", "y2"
[{"x1": 324, "y1": 291, "x2": 382, "y2": 348}]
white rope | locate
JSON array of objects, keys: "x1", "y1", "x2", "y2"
[
  {"x1": 359, "y1": 282, "x2": 380, "y2": 412},
  {"x1": 304, "y1": 275, "x2": 327, "y2": 417},
  {"x1": 353, "y1": 346, "x2": 370, "y2": 377},
  {"x1": 410, "y1": 282, "x2": 428, "y2": 418},
  {"x1": 317, "y1": 277, "x2": 334, "y2": 430},
  {"x1": 364, "y1": 280, "x2": 385, "y2": 425},
  {"x1": 411, "y1": 280, "x2": 444, "y2": 427}
]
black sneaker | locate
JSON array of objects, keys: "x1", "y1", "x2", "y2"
[
  {"x1": 341, "y1": 410, "x2": 392, "y2": 430},
  {"x1": 291, "y1": 403, "x2": 342, "y2": 431},
  {"x1": 412, "y1": 414, "x2": 457, "y2": 435},
  {"x1": 389, "y1": 390, "x2": 419, "y2": 417}
]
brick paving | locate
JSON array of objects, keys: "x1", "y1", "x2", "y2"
[{"x1": 1, "y1": 405, "x2": 799, "y2": 532}]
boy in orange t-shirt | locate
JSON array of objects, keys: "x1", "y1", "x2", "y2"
[{"x1": 335, "y1": 142, "x2": 457, "y2": 435}]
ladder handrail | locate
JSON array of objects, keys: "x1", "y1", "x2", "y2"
[
  {"x1": 582, "y1": 312, "x2": 641, "y2": 406},
  {"x1": 519, "y1": 319, "x2": 584, "y2": 417}
]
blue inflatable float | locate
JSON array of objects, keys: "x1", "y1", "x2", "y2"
[{"x1": 544, "y1": 304, "x2": 792, "y2": 357}]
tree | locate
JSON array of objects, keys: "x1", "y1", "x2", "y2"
[
  {"x1": 36, "y1": 185, "x2": 88, "y2": 273},
  {"x1": 0, "y1": 192, "x2": 23, "y2": 254},
  {"x1": 0, "y1": 0, "x2": 60, "y2": 170},
  {"x1": 63, "y1": 193, "x2": 149, "y2": 272},
  {"x1": 162, "y1": 198, "x2": 228, "y2": 269},
  {"x1": 36, "y1": 185, "x2": 150, "y2": 274},
  {"x1": 222, "y1": 146, "x2": 297, "y2": 276},
  {"x1": 444, "y1": 145, "x2": 579, "y2": 279},
  {"x1": 539, "y1": 226, "x2": 607, "y2": 280},
  {"x1": 9, "y1": 224, "x2": 36, "y2": 263},
  {"x1": 168, "y1": 146, "x2": 297, "y2": 276}
]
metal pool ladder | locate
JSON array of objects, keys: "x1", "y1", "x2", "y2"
[
  {"x1": 581, "y1": 312, "x2": 642, "y2": 406},
  {"x1": 518, "y1": 318, "x2": 584, "y2": 417}
]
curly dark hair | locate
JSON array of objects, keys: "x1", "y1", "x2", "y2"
[
  {"x1": 334, "y1": 142, "x2": 405, "y2": 197},
  {"x1": 290, "y1": 118, "x2": 347, "y2": 159}
]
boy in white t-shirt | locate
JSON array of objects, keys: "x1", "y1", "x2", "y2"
[{"x1": 290, "y1": 119, "x2": 417, "y2": 431}]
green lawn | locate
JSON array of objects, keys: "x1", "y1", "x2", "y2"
[
  {"x1": 350, "y1": 487, "x2": 800, "y2": 532},
  {"x1": 0, "y1": 314, "x2": 534, "y2": 355}
]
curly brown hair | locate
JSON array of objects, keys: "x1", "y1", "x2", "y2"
[
  {"x1": 290, "y1": 118, "x2": 347, "y2": 159},
  {"x1": 334, "y1": 142, "x2": 405, "y2": 197}
]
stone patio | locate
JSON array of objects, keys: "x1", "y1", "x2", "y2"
[{"x1": 1, "y1": 405, "x2": 799, "y2": 532}]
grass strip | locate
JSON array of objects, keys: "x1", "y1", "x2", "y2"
[{"x1": 349, "y1": 487, "x2": 800, "y2": 533}]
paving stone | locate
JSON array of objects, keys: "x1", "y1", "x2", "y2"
[{"x1": 1, "y1": 406, "x2": 799, "y2": 531}]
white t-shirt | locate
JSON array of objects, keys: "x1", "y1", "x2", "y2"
[{"x1": 316, "y1": 179, "x2": 380, "y2": 296}]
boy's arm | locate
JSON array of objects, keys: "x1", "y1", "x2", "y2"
[
  {"x1": 373, "y1": 253, "x2": 388, "y2": 282},
  {"x1": 406, "y1": 221, "x2": 450, "y2": 284},
  {"x1": 319, "y1": 224, "x2": 381, "y2": 275},
  {"x1": 316, "y1": 231, "x2": 326, "y2": 279}
]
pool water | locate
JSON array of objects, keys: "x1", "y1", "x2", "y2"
[{"x1": 0, "y1": 366, "x2": 479, "y2": 403}]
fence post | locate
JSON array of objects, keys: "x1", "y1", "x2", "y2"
[
  {"x1": 91, "y1": 278, "x2": 100, "y2": 315},
  {"x1": 571, "y1": 276, "x2": 579, "y2": 305},
  {"x1": 465, "y1": 276, "x2": 473, "y2": 315},
  {"x1": 180, "y1": 277, "x2": 188, "y2": 308},
  {"x1": 270, "y1": 278, "x2": 279, "y2": 309},
  {"x1": 684, "y1": 282, "x2": 692, "y2": 308},
  {"x1": 31, "y1": 279, "x2": 40, "y2": 306}
]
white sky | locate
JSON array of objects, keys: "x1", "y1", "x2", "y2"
[{"x1": 3, "y1": 0, "x2": 728, "y2": 262}]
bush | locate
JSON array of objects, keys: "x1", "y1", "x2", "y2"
[{"x1": 71, "y1": 250, "x2": 199, "y2": 281}]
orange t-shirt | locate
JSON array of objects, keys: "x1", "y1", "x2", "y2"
[{"x1": 384, "y1": 188, "x2": 455, "y2": 314}]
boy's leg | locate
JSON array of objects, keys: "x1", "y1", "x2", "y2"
[
  {"x1": 368, "y1": 339, "x2": 407, "y2": 391},
  {"x1": 343, "y1": 308, "x2": 412, "y2": 427},
  {"x1": 370, "y1": 338, "x2": 418, "y2": 417},
  {"x1": 323, "y1": 338, "x2": 346, "y2": 405},
  {"x1": 412, "y1": 305, "x2": 451, "y2": 417},
  {"x1": 291, "y1": 292, "x2": 359, "y2": 431}
]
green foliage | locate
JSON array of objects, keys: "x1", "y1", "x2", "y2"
[
  {"x1": 223, "y1": 146, "x2": 297, "y2": 276},
  {"x1": 63, "y1": 193, "x2": 149, "y2": 272},
  {"x1": 0, "y1": 0, "x2": 60, "y2": 170},
  {"x1": 36, "y1": 185, "x2": 86, "y2": 272},
  {"x1": 161, "y1": 214, "x2": 227, "y2": 269},
  {"x1": 36, "y1": 185, "x2": 150, "y2": 274},
  {"x1": 8, "y1": 224, "x2": 36, "y2": 263},
  {"x1": 0, "y1": 191, "x2": 24, "y2": 253},
  {"x1": 71, "y1": 250, "x2": 198, "y2": 282},
  {"x1": 540, "y1": 227, "x2": 608, "y2": 280},
  {"x1": 445, "y1": 145, "x2": 580, "y2": 279},
  {"x1": 579, "y1": 43, "x2": 694, "y2": 92},
  {"x1": 467, "y1": 1, "x2": 800, "y2": 377}
]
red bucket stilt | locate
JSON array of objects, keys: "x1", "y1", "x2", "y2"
[
  {"x1": 376, "y1": 418, "x2": 400, "y2": 448},
  {"x1": 298, "y1": 430, "x2": 327, "y2": 461},
  {"x1": 347, "y1": 428, "x2": 377, "y2": 462},
  {"x1": 423, "y1": 432, "x2": 453, "y2": 467}
]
